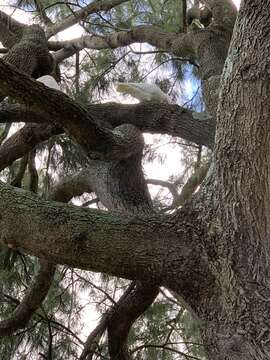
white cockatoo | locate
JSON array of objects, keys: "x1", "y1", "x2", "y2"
[
  {"x1": 116, "y1": 82, "x2": 170, "y2": 103},
  {"x1": 37, "y1": 75, "x2": 60, "y2": 90}
]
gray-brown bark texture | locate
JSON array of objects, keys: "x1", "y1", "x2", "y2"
[
  {"x1": 205, "y1": 1, "x2": 270, "y2": 358},
  {"x1": 0, "y1": 0, "x2": 270, "y2": 359}
]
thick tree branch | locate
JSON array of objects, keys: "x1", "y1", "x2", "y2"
[
  {"x1": 80, "y1": 281, "x2": 159, "y2": 360},
  {"x1": 172, "y1": 163, "x2": 209, "y2": 208},
  {"x1": 202, "y1": 0, "x2": 237, "y2": 32},
  {"x1": 52, "y1": 164, "x2": 155, "y2": 359},
  {"x1": 0, "y1": 9, "x2": 25, "y2": 48},
  {"x1": 52, "y1": 154, "x2": 157, "y2": 360},
  {"x1": 0, "y1": 59, "x2": 144, "y2": 161},
  {"x1": 0, "y1": 102, "x2": 215, "y2": 149},
  {"x1": 0, "y1": 103, "x2": 48, "y2": 123},
  {"x1": 50, "y1": 26, "x2": 194, "y2": 63},
  {"x1": 0, "y1": 123, "x2": 61, "y2": 172},
  {"x1": 52, "y1": 159, "x2": 151, "y2": 214},
  {"x1": 0, "y1": 181, "x2": 210, "y2": 296},
  {"x1": 0, "y1": 9, "x2": 179, "y2": 357},
  {"x1": 84, "y1": 157, "x2": 152, "y2": 214},
  {"x1": 87, "y1": 103, "x2": 215, "y2": 148},
  {"x1": 0, "y1": 101, "x2": 214, "y2": 172},
  {"x1": 52, "y1": 153, "x2": 157, "y2": 359},
  {"x1": 50, "y1": 126, "x2": 159, "y2": 358},
  {"x1": 79, "y1": 315, "x2": 107, "y2": 360},
  {"x1": 46, "y1": 0, "x2": 129, "y2": 38},
  {"x1": 0, "y1": 260, "x2": 56, "y2": 336},
  {"x1": 0, "y1": 161, "x2": 101, "y2": 337},
  {"x1": 1, "y1": 25, "x2": 53, "y2": 88},
  {"x1": 50, "y1": 20, "x2": 233, "y2": 81},
  {"x1": 50, "y1": 169, "x2": 94, "y2": 203},
  {"x1": 107, "y1": 281, "x2": 159, "y2": 360},
  {"x1": 50, "y1": 23, "x2": 232, "y2": 81},
  {"x1": 0, "y1": 176, "x2": 215, "y2": 356}
]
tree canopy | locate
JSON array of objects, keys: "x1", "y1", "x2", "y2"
[{"x1": 0, "y1": 0, "x2": 270, "y2": 359}]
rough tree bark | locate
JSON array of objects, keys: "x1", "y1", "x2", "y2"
[
  {"x1": 0, "y1": 0, "x2": 269, "y2": 359},
  {"x1": 203, "y1": 1, "x2": 270, "y2": 358}
]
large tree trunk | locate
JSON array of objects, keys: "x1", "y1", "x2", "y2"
[{"x1": 194, "y1": 1, "x2": 270, "y2": 359}]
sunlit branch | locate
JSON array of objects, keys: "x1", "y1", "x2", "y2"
[
  {"x1": 46, "y1": 0, "x2": 130, "y2": 38},
  {"x1": 50, "y1": 26, "x2": 194, "y2": 63}
]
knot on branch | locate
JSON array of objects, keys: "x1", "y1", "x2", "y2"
[
  {"x1": 2, "y1": 24, "x2": 54, "y2": 81},
  {"x1": 112, "y1": 124, "x2": 144, "y2": 158},
  {"x1": 186, "y1": 6, "x2": 213, "y2": 29},
  {"x1": 21, "y1": 25, "x2": 47, "y2": 45}
]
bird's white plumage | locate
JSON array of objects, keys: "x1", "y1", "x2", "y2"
[
  {"x1": 37, "y1": 75, "x2": 60, "y2": 90},
  {"x1": 116, "y1": 82, "x2": 170, "y2": 103}
]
